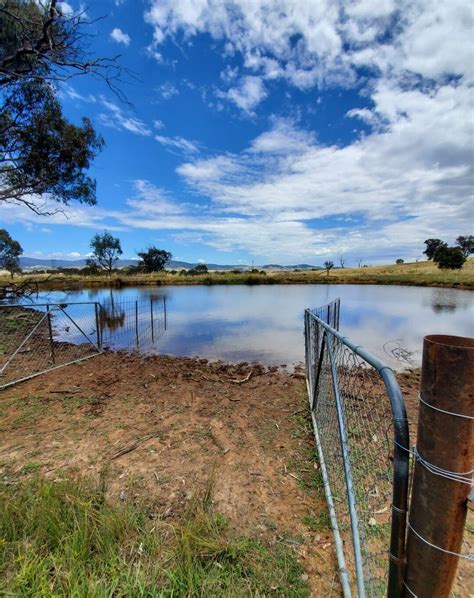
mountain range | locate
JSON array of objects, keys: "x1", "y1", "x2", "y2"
[{"x1": 20, "y1": 257, "x2": 320, "y2": 271}]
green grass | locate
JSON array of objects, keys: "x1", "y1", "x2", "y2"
[
  {"x1": 0, "y1": 476, "x2": 309, "y2": 597},
  {"x1": 302, "y1": 511, "x2": 331, "y2": 532}
]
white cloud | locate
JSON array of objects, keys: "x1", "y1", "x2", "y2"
[
  {"x1": 60, "y1": 83, "x2": 96, "y2": 103},
  {"x1": 4, "y1": 1, "x2": 473, "y2": 264},
  {"x1": 110, "y1": 27, "x2": 131, "y2": 46},
  {"x1": 155, "y1": 135, "x2": 199, "y2": 154},
  {"x1": 97, "y1": 99, "x2": 151, "y2": 136},
  {"x1": 158, "y1": 82, "x2": 179, "y2": 100},
  {"x1": 222, "y1": 75, "x2": 267, "y2": 113},
  {"x1": 57, "y1": 2, "x2": 74, "y2": 16},
  {"x1": 144, "y1": 0, "x2": 474, "y2": 99},
  {"x1": 249, "y1": 118, "x2": 315, "y2": 154}
]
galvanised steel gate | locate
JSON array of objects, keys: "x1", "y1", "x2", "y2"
[
  {"x1": 305, "y1": 299, "x2": 410, "y2": 597},
  {"x1": 0, "y1": 302, "x2": 102, "y2": 389}
]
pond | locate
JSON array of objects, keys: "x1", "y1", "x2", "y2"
[{"x1": 27, "y1": 284, "x2": 474, "y2": 370}]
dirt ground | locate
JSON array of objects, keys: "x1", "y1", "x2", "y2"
[
  {"x1": 0, "y1": 352, "x2": 340, "y2": 595},
  {"x1": 1, "y1": 354, "x2": 471, "y2": 596}
]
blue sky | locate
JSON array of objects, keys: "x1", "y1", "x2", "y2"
[{"x1": 2, "y1": 0, "x2": 473, "y2": 266}]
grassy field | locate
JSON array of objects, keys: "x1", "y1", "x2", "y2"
[
  {"x1": 0, "y1": 476, "x2": 308, "y2": 596},
  {"x1": 2, "y1": 259, "x2": 473, "y2": 291}
]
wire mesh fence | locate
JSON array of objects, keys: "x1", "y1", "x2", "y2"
[
  {"x1": 0, "y1": 297, "x2": 167, "y2": 389},
  {"x1": 305, "y1": 299, "x2": 410, "y2": 597},
  {"x1": 0, "y1": 302, "x2": 101, "y2": 389},
  {"x1": 99, "y1": 296, "x2": 167, "y2": 352}
]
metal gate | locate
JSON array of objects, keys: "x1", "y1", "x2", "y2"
[
  {"x1": 0, "y1": 302, "x2": 102, "y2": 389},
  {"x1": 305, "y1": 300, "x2": 410, "y2": 597}
]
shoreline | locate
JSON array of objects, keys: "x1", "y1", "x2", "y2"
[{"x1": 2, "y1": 268, "x2": 473, "y2": 292}]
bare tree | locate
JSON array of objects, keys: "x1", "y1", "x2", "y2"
[
  {"x1": 339, "y1": 256, "x2": 346, "y2": 268},
  {"x1": 323, "y1": 260, "x2": 334, "y2": 277},
  {"x1": 0, "y1": 0, "x2": 124, "y2": 96},
  {"x1": 357, "y1": 258, "x2": 363, "y2": 268}
]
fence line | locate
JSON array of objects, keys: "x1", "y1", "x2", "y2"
[
  {"x1": 305, "y1": 299, "x2": 410, "y2": 597},
  {"x1": 0, "y1": 297, "x2": 167, "y2": 389}
]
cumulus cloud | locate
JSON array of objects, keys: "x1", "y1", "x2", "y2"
[
  {"x1": 222, "y1": 76, "x2": 267, "y2": 113},
  {"x1": 110, "y1": 27, "x2": 131, "y2": 46},
  {"x1": 4, "y1": 0, "x2": 473, "y2": 264},
  {"x1": 144, "y1": 0, "x2": 474, "y2": 106}
]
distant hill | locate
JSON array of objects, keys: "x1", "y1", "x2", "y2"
[{"x1": 20, "y1": 257, "x2": 319, "y2": 272}]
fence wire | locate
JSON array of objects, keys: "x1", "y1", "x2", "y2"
[
  {"x1": 0, "y1": 297, "x2": 167, "y2": 389},
  {"x1": 305, "y1": 299, "x2": 410, "y2": 598},
  {"x1": 99, "y1": 297, "x2": 167, "y2": 352},
  {"x1": 0, "y1": 302, "x2": 101, "y2": 388}
]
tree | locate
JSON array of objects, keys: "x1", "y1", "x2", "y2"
[
  {"x1": 88, "y1": 231, "x2": 122, "y2": 275},
  {"x1": 1, "y1": 79, "x2": 104, "y2": 212},
  {"x1": 0, "y1": 228, "x2": 23, "y2": 278},
  {"x1": 339, "y1": 256, "x2": 346, "y2": 268},
  {"x1": 323, "y1": 260, "x2": 334, "y2": 276},
  {"x1": 137, "y1": 246, "x2": 172, "y2": 272},
  {"x1": 195, "y1": 263, "x2": 208, "y2": 273},
  {"x1": 0, "y1": 1, "x2": 123, "y2": 214},
  {"x1": 0, "y1": 1, "x2": 122, "y2": 91},
  {"x1": 423, "y1": 239, "x2": 446, "y2": 260},
  {"x1": 396, "y1": 258, "x2": 404, "y2": 264},
  {"x1": 433, "y1": 246, "x2": 466, "y2": 270},
  {"x1": 456, "y1": 235, "x2": 474, "y2": 258}
]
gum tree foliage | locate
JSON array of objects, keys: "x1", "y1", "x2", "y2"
[
  {"x1": 137, "y1": 246, "x2": 172, "y2": 272},
  {"x1": 194, "y1": 263, "x2": 208, "y2": 273},
  {"x1": 87, "y1": 231, "x2": 122, "y2": 275},
  {"x1": 433, "y1": 246, "x2": 466, "y2": 270},
  {"x1": 396, "y1": 258, "x2": 404, "y2": 264},
  {"x1": 423, "y1": 239, "x2": 447, "y2": 260},
  {"x1": 0, "y1": 228, "x2": 23, "y2": 278},
  {"x1": 456, "y1": 235, "x2": 474, "y2": 257},
  {"x1": 0, "y1": 0, "x2": 122, "y2": 214}
]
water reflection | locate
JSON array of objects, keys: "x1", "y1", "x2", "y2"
[
  {"x1": 427, "y1": 288, "x2": 471, "y2": 314},
  {"x1": 99, "y1": 291, "x2": 125, "y2": 333},
  {"x1": 33, "y1": 284, "x2": 473, "y2": 370}
]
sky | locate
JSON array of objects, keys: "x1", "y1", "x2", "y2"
[{"x1": 1, "y1": 0, "x2": 473, "y2": 266}]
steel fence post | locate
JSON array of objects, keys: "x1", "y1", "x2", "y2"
[
  {"x1": 135, "y1": 300, "x2": 139, "y2": 348},
  {"x1": 94, "y1": 302, "x2": 102, "y2": 352},
  {"x1": 46, "y1": 304, "x2": 55, "y2": 365},
  {"x1": 150, "y1": 298, "x2": 155, "y2": 343}
]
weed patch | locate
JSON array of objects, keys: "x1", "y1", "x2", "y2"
[{"x1": 0, "y1": 476, "x2": 309, "y2": 596}]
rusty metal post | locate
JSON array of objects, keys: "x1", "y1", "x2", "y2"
[{"x1": 403, "y1": 334, "x2": 474, "y2": 597}]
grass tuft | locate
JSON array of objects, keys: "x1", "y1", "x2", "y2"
[{"x1": 0, "y1": 476, "x2": 309, "y2": 596}]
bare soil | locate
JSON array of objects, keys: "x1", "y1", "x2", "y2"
[
  {"x1": 1, "y1": 354, "x2": 471, "y2": 596},
  {"x1": 0, "y1": 352, "x2": 339, "y2": 596}
]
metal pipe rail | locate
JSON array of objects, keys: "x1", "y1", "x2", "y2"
[{"x1": 305, "y1": 300, "x2": 410, "y2": 597}]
